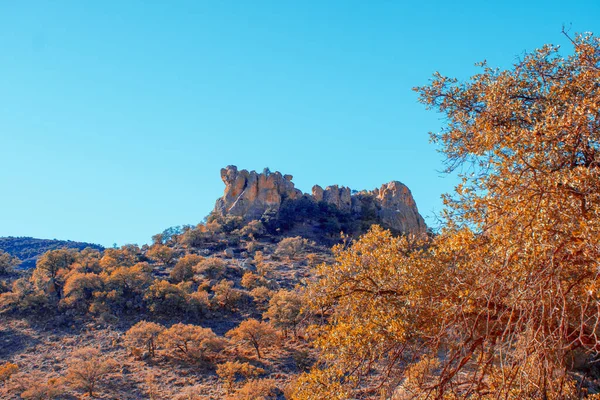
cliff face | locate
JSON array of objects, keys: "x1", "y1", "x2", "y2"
[
  {"x1": 213, "y1": 165, "x2": 427, "y2": 235},
  {"x1": 214, "y1": 166, "x2": 303, "y2": 220},
  {"x1": 373, "y1": 181, "x2": 426, "y2": 234}
]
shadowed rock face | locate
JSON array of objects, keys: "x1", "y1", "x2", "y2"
[{"x1": 214, "y1": 165, "x2": 427, "y2": 235}]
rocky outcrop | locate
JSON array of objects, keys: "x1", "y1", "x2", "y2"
[
  {"x1": 311, "y1": 185, "x2": 324, "y2": 202},
  {"x1": 312, "y1": 184, "x2": 353, "y2": 212},
  {"x1": 213, "y1": 165, "x2": 427, "y2": 235},
  {"x1": 372, "y1": 181, "x2": 426, "y2": 234},
  {"x1": 214, "y1": 166, "x2": 302, "y2": 220},
  {"x1": 324, "y1": 185, "x2": 352, "y2": 213}
]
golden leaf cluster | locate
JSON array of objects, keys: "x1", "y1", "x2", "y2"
[{"x1": 293, "y1": 34, "x2": 600, "y2": 399}]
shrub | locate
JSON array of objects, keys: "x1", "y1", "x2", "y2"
[
  {"x1": 174, "y1": 385, "x2": 207, "y2": 400},
  {"x1": 153, "y1": 226, "x2": 185, "y2": 245},
  {"x1": 65, "y1": 347, "x2": 118, "y2": 397},
  {"x1": 0, "y1": 362, "x2": 18, "y2": 382},
  {"x1": 188, "y1": 289, "x2": 211, "y2": 317},
  {"x1": 306, "y1": 253, "x2": 320, "y2": 267},
  {"x1": 216, "y1": 361, "x2": 265, "y2": 393},
  {"x1": 61, "y1": 272, "x2": 103, "y2": 311},
  {"x1": 124, "y1": 321, "x2": 165, "y2": 358},
  {"x1": 219, "y1": 216, "x2": 245, "y2": 233},
  {"x1": 249, "y1": 287, "x2": 273, "y2": 312},
  {"x1": 99, "y1": 245, "x2": 139, "y2": 271},
  {"x1": 240, "y1": 272, "x2": 270, "y2": 290},
  {"x1": 146, "y1": 244, "x2": 176, "y2": 265},
  {"x1": 252, "y1": 251, "x2": 274, "y2": 278},
  {"x1": 212, "y1": 279, "x2": 244, "y2": 312},
  {"x1": 264, "y1": 289, "x2": 303, "y2": 337},
  {"x1": 159, "y1": 323, "x2": 225, "y2": 364},
  {"x1": 272, "y1": 196, "x2": 358, "y2": 236},
  {"x1": 0, "y1": 280, "x2": 9, "y2": 295},
  {"x1": 145, "y1": 280, "x2": 190, "y2": 315},
  {"x1": 0, "y1": 278, "x2": 48, "y2": 313},
  {"x1": 9, "y1": 372, "x2": 66, "y2": 400},
  {"x1": 253, "y1": 251, "x2": 265, "y2": 268},
  {"x1": 225, "y1": 378, "x2": 278, "y2": 400},
  {"x1": 151, "y1": 233, "x2": 164, "y2": 245},
  {"x1": 171, "y1": 254, "x2": 203, "y2": 283},
  {"x1": 0, "y1": 250, "x2": 20, "y2": 275},
  {"x1": 274, "y1": 237, "x2": 307, "y2": 260},
  {"x1": 226, "y1": 319, "x2": 278, "y2": 359},
  {"x1": 237, "y1": 220, "x2": 266, "y2": 238},
  {"x1": 205, "y1": 220, "x2": 223, "y2": 235},
  {"x1": 181, "y1": 227, "x2": 208, "y2": 248},
  {"x1": 195, "y1": 257, "x2": 227, "y2": 279},
  {"x1": 246, "y1": 240, "x2": 258, "y2": 254},
  {"x1": 31, "y1": 249, "x2": 77, "y2": 301},
  {"x1": 142, "y1": 371, "x2": 162, "y2": 400},
  {"x1": 69, "y1": 248, "x2": 103, "y2": 274},
  {"x1": 100, "y1": 262, "x2": 152, "y2": 312}
]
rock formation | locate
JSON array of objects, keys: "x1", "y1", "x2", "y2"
[
  {"x1": 373, "y1": 181, "x2": 426, "y2": 234},
  {"x1": 213, "y1": 165, "x2": 427, "y2": 235},
  {"x1": 214, "y1": 166, "x2": 302, "y2": 220}
]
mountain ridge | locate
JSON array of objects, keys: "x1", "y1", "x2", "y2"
[
  {"x1": 0, "y1": 236, "x2": 104, "y2": 269},
  {"x1": 212, "y1": 165, "x2": 427, "y2": 238}
]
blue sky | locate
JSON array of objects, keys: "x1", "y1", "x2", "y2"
[{"x1": 1, "y1": 1, "x2": 598, "y2": 247}]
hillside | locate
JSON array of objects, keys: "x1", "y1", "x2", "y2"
[
  {"x1": 0, "y1": 166, "x2": 426, "y2": 399},
  {"x1": 0, "y1": 237, "x2": 104, "y2": 269},
  {"x1": 0, "y1": 231, "x2": 330, "y2": 399}
]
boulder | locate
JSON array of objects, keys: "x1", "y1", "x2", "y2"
[{"x1": 224, "y1": 248, "x2": 235, "y2": 258}]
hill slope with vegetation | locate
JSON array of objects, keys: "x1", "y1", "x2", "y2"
[
  {"x1": 0, "y1": 237, "x2": 104, "y2": 269},
  {"x1": 0, "y1": 164, "x2": 428, "y2": 399},
  {"x1": 0, "y1": 221, "x2": 334, "y2": 399},
  {"x1": 1, "y1": 34, "x2": 600, "y2": 400}
]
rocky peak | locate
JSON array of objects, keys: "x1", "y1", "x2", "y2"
[
  {"x1": 213, "y1": 166, "x2": 427, "y2": 236},
  {"x1": 214, "y1": 166, "x2": 302, "y2": 220},
  {"x1": 370, "y1": 181, "x2": 425, "y2": 234}
]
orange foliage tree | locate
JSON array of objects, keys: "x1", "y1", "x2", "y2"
[
  {"x1": 293, "y1": 34, "x2": 600, "y2": 399},
  {"x1": 146, "y1": 244, "x2": 176, "y2": 265},
  {"x1": 226, "y1": 319, "x2": 278, "y2": 360},
  {"x1": 170, "y1": 253, "x2": 203, "y2": 283},
  {"x1": 124, "y1": 321, "x2": 165, "y2": 358},
  {"x1": 264, "y1": 289, "x2": 303, "y2": 337},
  {"x1": 31, "y1": 249, "x2": 77, "y2": 301},
  {"x1": 159, "y1": 323, "x2": 225, "y2": 364},
  {"x1": 65, "y1": 347, "x2": 118, "y2": 397},
  {"x1": 0, "y1": 250, "x2": 20, "y2": 275},
  {"x1": 99, "y1": 245, "x2": 139, "y2": 271}
]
